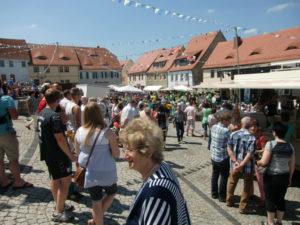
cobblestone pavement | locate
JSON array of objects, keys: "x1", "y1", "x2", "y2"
[{"x1": 0, "y1": 118, "x2": 299, "y2": 225}]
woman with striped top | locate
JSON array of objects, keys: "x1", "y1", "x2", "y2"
[{"x1": 120, "y1": 118, "x2": 191, "y2": 225}]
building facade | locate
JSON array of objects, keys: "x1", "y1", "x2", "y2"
[
  {"x1": 29, "y1": 45, "x2": 80, "y2": 85},
  {"x1": 76, "y1": 47, "x2": 121, "y2": 86},
  {"x1": 203, "y1": 26, "x2": 300, "y2": 86},
  {"x1": 168, "y1": 31, "x2": 226, "y2": 88},
  {"x1": 120, "y1": 60, "x2": 134, "y2": 85},
  {"x1": 146, "y1": 46, "x2": 184, "y2": 88},
  {"x1": 0, "y1": 38, "x2": 30, "y2": 82},
  {"x1": 128, "y1": 49, "x2": 163, "y2": 89}
]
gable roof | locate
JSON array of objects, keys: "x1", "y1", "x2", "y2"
[
  {"x1": 147, "y1": 46, "x2": 184, "y2": 73},
  {"x1": 128, "y1": 48, "x2": 165, "y2": 74},
  {"x1": 203, "y1": 26, "x2": 300, "y2": 69},
  {"x1": 169, "y1": 31, "x2": 222, "y2": 72},
  {"x1": 0, "y1": 38, "x2": 30, "y2": 60},
  {"x1": 31, "y1": 45, "x2": 80, "y2": 66},
  {"x1": 75, "y1": 47, "x2": 121, "y2": 70}
]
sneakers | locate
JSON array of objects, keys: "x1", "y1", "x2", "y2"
[
  {"x1": 52, "y1": 211, "x2": 74, "y2": 222},
  {"x1": 53, "y1": 203, "x2": 75, "y2": 212}
]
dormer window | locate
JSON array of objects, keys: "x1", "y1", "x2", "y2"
[
  {"x1": 60, "y1": 56, "x2": 70, "y2": 60},
  {"x1": 250, "y1": 48, "x2": 262, "y2": 56},
  {"x1": 225, "y1": 53, "x2": 234, "y2": 59},
  {"x1": 36, "y1": 55, "x2": 47, "y2": 60},
  {"x1": 286, "y1": 45, "x2": 298, "y2": 50}
]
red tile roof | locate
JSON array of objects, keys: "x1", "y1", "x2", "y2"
[
  {"x1": 31, "y1": 45, "x2": 80, "y2": 66},
  {"x1": 0, "y1": 38, "x2": 30, "y2": 60},
  {"x1": 119, "y1": 60, "x2": 130, "y2": 68},
  {"x1": 170, "y1": 31, "x2": 221, "y2": 72},
  {"x1": 128, "y1": 48, "x2": 166, "y2": 74},
  {"x1": 204, "y1": 26, "x2": 300, "y2": 69},
  {"x1": 147, "y1": 46, "x2": 184, "y2": 73},
  {"x1": 75, "y1": 47, "x2": 121, "y2": 70}
]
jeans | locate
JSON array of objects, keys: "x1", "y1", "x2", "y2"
[
  {"x1": 211, "y1": 158, "x2": 229, "y2": 199},
  {"x1": 226, "y1": 172, "x2": 254, "y2": 210},
  {"x1": 175, "y1": 122, "x2": 184, "y2": 142}
]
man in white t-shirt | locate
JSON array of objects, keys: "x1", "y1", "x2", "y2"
[
  {"x1": 120, "y1": 99, "x2": 138, "y2": 128},
  {"x1": 59, "y1": 89, "x2": 71, "y2": 110},
  {"x1": 184, "y1": 102, "x2": 196, "y2": 136}
]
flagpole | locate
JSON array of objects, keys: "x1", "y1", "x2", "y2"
[{"x1": 235, "y1": 27, "x2": 240, "y2": 75}]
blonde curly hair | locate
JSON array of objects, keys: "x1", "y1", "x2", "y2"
[{"x1": 119, "y1": 118, "x2": 164, "y2": 163}]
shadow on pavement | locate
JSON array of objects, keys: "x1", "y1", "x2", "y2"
[
  {"x1": 291, "y1": 171, "x2": 300, "y2": 188},
  {"x1": 0, "y1": 202, "x2": 13, "y2": 210},
  {"x1": 285, "y1": 199, "x2": 300, "y2": 222},
  {"x1": 182, "y1": 141, "x2": 202, "y2": 145},
  {"x1": 165, "y1": 147, "x2": 188, "y2": 151},
  {"x1": 118, "y1": 185, "x2": 138, "y2": 197},
  {"x1": 166, "y1": 161, "x2": 185, "y2": 170}
]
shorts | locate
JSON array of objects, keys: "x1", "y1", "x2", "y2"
[
  {"x1": 46, "y1": 159, "x2": 72, "y2": 180},
  {"x1": 88, "y1": 183, "x2": 117, "y2": 202},
  {"x1": 187, "y1": 119, "x2": 195, "y2": 129},
  {"x1": 0, "y1": 134, "x2": 19, "y2": 161}
]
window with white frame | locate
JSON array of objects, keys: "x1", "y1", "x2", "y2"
[
  {"x1": 0, "y1": 60, "x2": 4, "y2": 67},
  {"x1": 92, "y1": 72, "x2": 97, "y2": 79},
  {"x1": 64, "y1": 66, "x2": 69, "y2": 72},
  {"x1": 180, "y1": 74, "x2": 184, "y2": 81},
  {"x1": 185, "y1": 73, "x2": 189, "y2": 81},
  {"x1": 175, "y1": 74, "x2": 178, "y2": 81},
  {"x1": 80, "y1": 72, "x2": 83, "y2": 79},
  {"x1": 9, "y1": 61, "x2": 14, "y2": 67},
  {"x1": 59, "y1": 66, "x2": 64, "y2": 73},
  {"x1": 21, "y1": 61, "x2": 26, "y2": 67},
  {"x1": 86, "y1": 72, "x2": 89, "y2": 79}
]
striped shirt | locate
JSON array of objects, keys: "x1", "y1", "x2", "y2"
[
  {"x1": 126, "y1": 162, "x2": 191, "y2": 225},
  {"x1": 210, "y1": 122, "x2": 230, "y2": 162},
  {"x1": 227, "y1": 128, "x2": 256, "y2": 174}
]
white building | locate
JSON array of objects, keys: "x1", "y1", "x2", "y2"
[
  {"x1": 75, "y1": 47, "x2": 122, "y2": 86},
  {"x1": 0, "y1": 38, "x2": 30, "y2": 82}
]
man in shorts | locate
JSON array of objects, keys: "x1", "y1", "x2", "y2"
[
  {"x1": 38, "y1": 88, "x2": 76, "y2": 222},
  {"x1": 0, "y1": 80, "x2": 33, "y2": 190}
]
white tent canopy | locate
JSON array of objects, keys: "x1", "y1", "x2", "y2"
[
  {"x1": 143, "y1": 85, "x2": 162, "y2": 91},
  {"x1": 173, "y1": 85, "x2": 193, "y2": 92},
  {"x1": 116, "y1": 85, "x2": 144, "y2": 93},
  {"x1": 194, "y1": 70, "x2": 300, "y2": 89},
  {"x1": 107, "y1": 85, "x2": 120, "y2": 91}
]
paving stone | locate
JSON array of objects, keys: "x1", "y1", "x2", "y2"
[{"x1": 0, "y1": 119, "x2": 299, "y2": 225}]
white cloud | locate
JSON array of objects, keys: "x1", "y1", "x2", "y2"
[
  {"x1": 244, "y1": 28, "x2": 258, "y2": 35},
  {"x1": 267, "y1": 3, "x2": 294, "y2": 13},
  {"x1": 28, "y1": 24, "x2": 38, "y2": 29},
  {"x1": 207, "y1": 9, "x2": 215, "y2": 14}
]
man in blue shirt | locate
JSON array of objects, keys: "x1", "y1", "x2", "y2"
[
  {"x1": 226, "y1": 116, "x2": 256, "y2": 214},
  {"x1": 210, "y1": 111, "x2": 232, "y2": 202},
  {"x1": 0, "y1": 80, "x2": 33, "y2": 190}
]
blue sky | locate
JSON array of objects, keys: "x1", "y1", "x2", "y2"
[{"x1": 0, "y1": 0, "x2": 299, "y2": 60}]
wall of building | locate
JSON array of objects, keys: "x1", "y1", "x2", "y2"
[
  {"x1": 0, "y1": 58, "x2": 30, "y2": 82},
  {"x1": 78, "y1": 70, "x2": 121, "y2": 85},
  {"x1": 146, "y1": 73, "x2": 168, "y2": 87},
  {"x1": 168, "y1": 70, "x2": 193, "y2": 87},
  {"x1": 121, "y1": 60, "x2": 134, "y2": 85},
  {"x1": 128, "y1": 73, "x2": 146, "y2": 88},
  {"x1": 29, "y1": 65, "x2": 79, "y2": 84}
]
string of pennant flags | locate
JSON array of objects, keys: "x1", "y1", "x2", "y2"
[
  {"x1": 112, "y1": 0, "x2": 230, "y2": 28},
  {"x1": 111, "y1": 0, "x2": 300, "y2": 42}
]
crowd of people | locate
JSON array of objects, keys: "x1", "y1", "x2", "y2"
[{"x1": 0, "y1": 79, "x2": 298, "y2": 225}]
